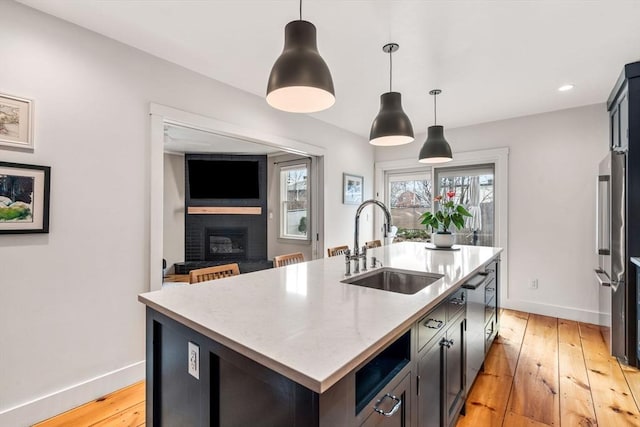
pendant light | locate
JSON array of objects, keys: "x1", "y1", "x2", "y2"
[
  {"x1": 369, "y1": 43, "x2": 414, "y2": 146},
  {"x1": 266, "y1": 0, "x2": 335, "y2": 113},
  {"x1": 418, "y1": 89, "x2": 453, "y2": 163}
]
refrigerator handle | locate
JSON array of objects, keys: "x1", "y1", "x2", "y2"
[
  {"x1": 596, "y1": 175, "x2": 611, "y2": 255},
  {"x1": 595, "y1": 269, "x2": 611, "y2": 287}
]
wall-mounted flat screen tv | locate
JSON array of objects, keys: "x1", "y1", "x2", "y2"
[{"x1": 188, "y1": 160, "x2": 260, "y2": 199}]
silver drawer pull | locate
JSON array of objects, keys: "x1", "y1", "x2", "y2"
[
  {"x1": 449, "y1": 298, "x2": 465, "y2": 306},
  {"x1": 486, "y1": 287, "x2": 495, "y2": 293},
  {"x1": 425, "y1": 318, "x2": 444, "y2": 329},
  {"x1": 373, "y1": 394, "x2": 402, "y2": 417}
]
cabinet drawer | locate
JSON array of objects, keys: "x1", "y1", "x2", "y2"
[
  {"x1": 484, "y1": 300, "x2": 496, "y2": 324},
  {"x1": 446, "y1": 289, "x2": 466, "y2": 320},
  {"x1": 417, "y1": 305, "x2": 447, "y2": 352},
  {"x1": 484, "y1": 278, "x2": 496, "y2": 304},
  {"x1": 484, "y1": 260, "x2": 497, "y2": 282},
  {"x1": 360, "y1": 372, "x2": 411, "y2": 427}
]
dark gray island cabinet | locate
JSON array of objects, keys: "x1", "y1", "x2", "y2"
[{"x1": 140, "y1": 243, "x2": 502, "y2": 427}]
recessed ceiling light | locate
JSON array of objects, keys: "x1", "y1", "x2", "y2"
[{"x1": 558, "y1": 84, "x2": 574, "y2": 92}]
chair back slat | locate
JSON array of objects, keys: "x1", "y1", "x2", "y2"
[
  {"x1": 273, "y1": 252, "x2": 305, "y2": 267},
  {"x1": 327, "y1": 245, "x2": 349, "y2": 257},
  {"x1": 365, "y1": 240, "x2": 382, "y2": 249},
  {"x1": 189, "y1": 263, "x2": 240, "y2": 284}
]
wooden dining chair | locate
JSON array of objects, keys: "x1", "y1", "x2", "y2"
[
  {"x1": 273, "y1": 252, "x2": 305, "y2": 268},
  {"x1": 365, "y1": 240, "x2": 382, "y2": 249},
  {"x1": 327, "y1": 245, "x2": 349, "y2": 257},
  {"x1": 189, "y1": 263, "x2": 240, "y2": 284}
]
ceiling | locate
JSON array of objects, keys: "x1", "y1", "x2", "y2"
[{"x1": 18, "y1": 0, "x2": 640, "y2": 138}]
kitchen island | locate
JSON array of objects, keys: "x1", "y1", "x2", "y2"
[{"x1": 139, "y1": 242, "x2": 502, "y2": 426}]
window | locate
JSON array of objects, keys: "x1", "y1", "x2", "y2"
[
  {"x1": 386, "y1": 170, "x2": 432, "y2": 242},
  {"x1": 434, "y1": 165, "x2": 495, "y2": 246},
  {"x1": 280, "y1": 162, "x2": 309, "y2": 240}
]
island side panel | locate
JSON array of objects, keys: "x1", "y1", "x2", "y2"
[{"x1": 146, "y1": 308, "x2": 320, "y2": 426}]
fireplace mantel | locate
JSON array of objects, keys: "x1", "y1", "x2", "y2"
[{"x1": 187, "y1": 206, "x2": 262, "y2": 215}]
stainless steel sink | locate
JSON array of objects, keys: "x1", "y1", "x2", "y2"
[{"x1": 341, "y1": 268, "x2": 443, "y2": 294}]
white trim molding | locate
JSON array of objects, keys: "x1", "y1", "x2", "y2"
[
  {"x1": 503, "y1": 299, "x2": 606, "y2": 325},
  {"x1": 149, "y1": 103, "x2": 327, "y2": 290},
  {"x1": 0, "y1": 361, "x2": 145, "y2": 427}
]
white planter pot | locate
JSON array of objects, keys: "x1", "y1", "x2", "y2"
[{"x1": 432, "y1": 232, "x2": 454, "y2": 248}]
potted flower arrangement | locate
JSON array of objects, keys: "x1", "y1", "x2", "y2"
[{"x1": 419, "y1": 191, "x2": 472, "y2": 248}]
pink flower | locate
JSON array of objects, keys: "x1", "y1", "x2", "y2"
[
  {"x1": 446, "y1": 191, "x2": 456, "y2": 198},
  {"x1": 434, "y1": 195, "x2": 443, "y2": 202}
]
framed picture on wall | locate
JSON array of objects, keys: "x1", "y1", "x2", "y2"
[
  {"x1": 0, "y1": 162, "x2": 50, "y2": 234},
  {"x1": 343, "y1": 173, "x2": 363, "y2": 205},
  {"x1": 0, "y1": 92, "x2": 34, "y2": 150}
]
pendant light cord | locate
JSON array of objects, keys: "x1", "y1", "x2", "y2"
[
  {"x1": 433, "y1": 93, "x2": 438, "y2": 125},
  {"x1": 299, "y1": 0, "x2": 302, "y2": 20},
  {"x1": 389, "y1": 49, "x2": 393, "y2": 92}
]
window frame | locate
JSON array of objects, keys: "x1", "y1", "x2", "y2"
[{"x1": 278, "y1": 160, "x2": 311, "y2": 241}]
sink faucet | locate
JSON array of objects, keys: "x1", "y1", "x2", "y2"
[{"x1": 353, "y1": 199, "x2": 392, "y2": 259}]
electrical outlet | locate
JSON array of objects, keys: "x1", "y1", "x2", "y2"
[
  {"x1": 529, "y1": 279, "x2": 539, "y2": 290},
  {"x1": 188, "y1": 341, "x2": 199, "y2": 379}
]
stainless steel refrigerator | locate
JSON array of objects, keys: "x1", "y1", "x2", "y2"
[{"x1": 596, "y1": 151, "x2": 628, "y2": 362}]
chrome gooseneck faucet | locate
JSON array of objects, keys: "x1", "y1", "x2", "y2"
[{"x1": 348, "y1": 199, "x2": 392, "y2": 274}]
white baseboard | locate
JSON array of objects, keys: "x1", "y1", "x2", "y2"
[
  {"x1": 503, "y1": 298, "x2": 609, "y2": 326},
  {"x1": 0, "y1": 360, "x2": 145, "y2": 427}
]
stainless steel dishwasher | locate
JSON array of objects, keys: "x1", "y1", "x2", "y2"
[{"x1": 462, "y1": 272, "x2": 490, "y2": 394}]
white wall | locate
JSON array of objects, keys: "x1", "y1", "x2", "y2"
[
  {"x1": 0, "y1": 2, "x2": 374, "y2": 425},
  {"x1": 376, "y1": 103, "x2": 609, "y2": 323},
  {"x1": 163, "y1": 153, "x2": 184, "y2": 274}
]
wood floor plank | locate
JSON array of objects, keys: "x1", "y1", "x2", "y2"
[
  {"x1": 579, "y1": 322, "x2": 612, "y2": 362},
  {"x1": 503, "y1": 411, "x2": 553, "y2": 427},
  {"x1": 457, "y1": 310, "x2": 526, "y2": 427},
  {"x1": 621, "y1": 362, "x2": 640, "y2": 410},
  {"x1": 557, "y1": 319, "x2": 597, "y2": 427},
  {"x1": 507, "y1": 314, "x2": 560, "y2": 426},
  {"x1": 457, "y1": 371, "x2": 514, "y2": 427},
  {"x1": 580, "y1": 322, "x2": 640, "y2": 426},
  {"x1": 33, "y1": 381, "x2": 145, "y2": 427},
  {"x1": 485, "y1": 310, "x2": 529, "y2": 376},
  {"x1": 91, "y1": 401, "x2": 145, "y2": 427},
  {"x1": 584, "y1": 356, "x2": 640, "y2": 426}
]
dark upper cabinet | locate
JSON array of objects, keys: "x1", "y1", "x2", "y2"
[{"x1": 610, "y1": 88, "x2": 628, "y2": 152}]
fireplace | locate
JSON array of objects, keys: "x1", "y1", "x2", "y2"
[{"x1": 205, "y1": 227, "x2": 248, "y2": 261}]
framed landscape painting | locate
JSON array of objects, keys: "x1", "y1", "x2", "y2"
[
  {"x1": 0, "y1": 162, "x2": 50, "y2": 234},
  {"x1": 343, "y1": 173, "x2": 363, "y2": 205},
  {"x1": 0, "y1": 93, "x2": 34, "y2": 150}
]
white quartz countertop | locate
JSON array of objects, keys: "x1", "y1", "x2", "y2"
[{"x1": 139, "y1": 242, "x2": 502, "y2": 393}]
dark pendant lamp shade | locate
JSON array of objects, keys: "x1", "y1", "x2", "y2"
[
  {"x1": 369, "y1": 43, "x2": 414, "y2": 146},
  {"x1": 266, "y1": 20, "x2": 335, "y2": 113},
  {"x1": 418, "y1": 125, "x2": 453, "y2": 163},
  {"x1": 418, "y1": 89, "x2": 453, "y2": 163},
  {"x1": 370, "y1": 92, "x2": 414, "y2": 146}
]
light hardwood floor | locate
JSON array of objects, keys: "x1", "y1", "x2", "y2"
[{"x1": 35, "y1": 309, "x2": 640, "y2": 427}]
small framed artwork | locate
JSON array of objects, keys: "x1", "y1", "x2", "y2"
[
  {"x1": 0, "y1": 162, "x2": 50, "y2": 234},
  {"x1": 0, "y1": 92, "x2": 34, "y2": 150},
  {"x1": 343, "y1": 173, "x2": 364, "y2": 205}
]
